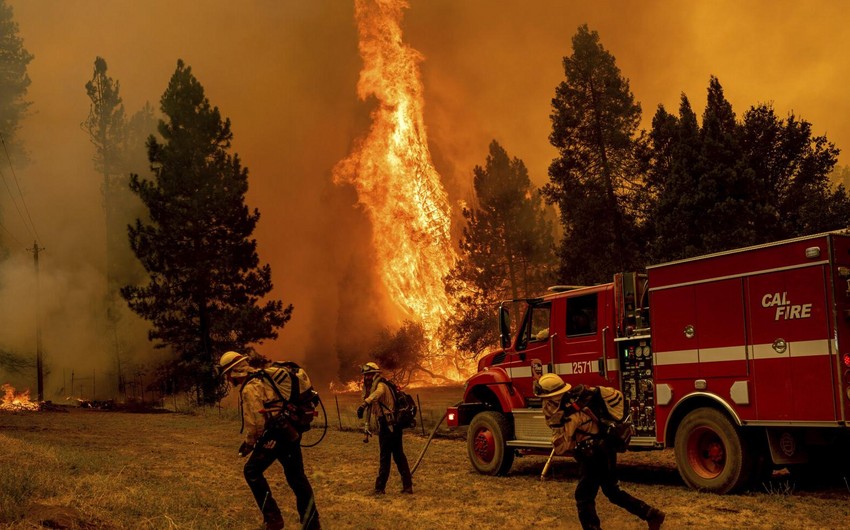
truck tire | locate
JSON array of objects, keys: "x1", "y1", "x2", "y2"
[
  {"x1": 467, "y1": 411, "x2": 514, "y2": 476},
  {"x1": 674, "y1": 408, "x2": 752, "y2": 493}
]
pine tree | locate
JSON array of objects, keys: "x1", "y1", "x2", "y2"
[
  {"x1": 443, "y1": 141, "x2": 555, "y2": 358},
  {"x1": 122, "y1": 60, "x2": 291, "y2": 404},
  {"x1": 645, "y1": 77, "x2": 848, "y2": 263},
  {"x1": 741, "y1": 103, "x2": 844, "y2": 239},
  {"x1": 696, "y1": 76, "x2": 760, "y2": 253},
  {"x1": 0, "y1": 0, "x2": 33, "y2": 164},
  {"x1": 543, "y1": 25, "x2": 643, "y2": 284},
  {"x1": 83, "y1": 57, "x2": 129, "y2": 294},
  {"x1": 644, "y1": 95, "x2": 705, "y2": 261},
  {"x1": 83, "y1": 58, "x2": 158, "y2": 397}
]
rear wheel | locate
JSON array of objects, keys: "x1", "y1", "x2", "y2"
[
  {"x1": 467, "y1": 411, "x2": 514, "y2": 476},
  {"x1": 674, "y1": 408, "x2": 752, "y2": 493}
]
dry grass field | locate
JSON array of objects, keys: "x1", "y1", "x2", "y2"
[{"x1": 2, "y1": 386, "x2": 849, "y2": 529}]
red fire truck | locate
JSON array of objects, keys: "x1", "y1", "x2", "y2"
[{"x1": 446, "y1": 231, "x2": 850, "y2": 493}]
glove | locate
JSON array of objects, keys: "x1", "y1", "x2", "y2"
[
  {"x1": 356, "y1": 403, "x2": 367, "y2": 419},
  {"x1": 238, "y1": 442, "x2": 254, "y2": 458}
]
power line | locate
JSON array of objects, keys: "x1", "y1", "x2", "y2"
[
  {"x1": 0, "y1": 132, "x2": 40, "y2": 244},
  {"x1": 0, "y1": 220, "x2": 25, "y2": 249}
]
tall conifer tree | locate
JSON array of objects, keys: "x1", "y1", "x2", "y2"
[
  {"x1": 123, "y1": 60, "x2": 290, "y2": 404},
  {"x1": 0, "y1": 0, "x2": 32, "y2": 164},
  {"x1": 444, "y1": 141, "x2": 555, "y2": 358},
  {"x1": 544, "y1": 25, "x2": 643, "y2": 284}
]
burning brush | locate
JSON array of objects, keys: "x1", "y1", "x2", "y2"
[{"x1": 1, "y1": 383, "x2": 41, "y2": 412}]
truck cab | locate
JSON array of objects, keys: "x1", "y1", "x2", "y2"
[{"x1": 448, "y1": 273, "x2": 654, "y2": 475}]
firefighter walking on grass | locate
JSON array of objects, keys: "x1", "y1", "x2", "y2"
[
  {"x1": 356, "y1": 362, "x2": 413, "y2": 495},
  {"x1": 219, "y1": 351, "x2": 320, "y2": 530},
  {"x1": 534, "y1": 373, "x2": 665, "y2": 530}
]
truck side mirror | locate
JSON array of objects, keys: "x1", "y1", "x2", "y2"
[{"x1": 499, "y1": 305, "x2": 512, "y2": 349}]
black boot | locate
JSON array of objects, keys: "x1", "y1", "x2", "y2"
[{"x1": 646, "y1": 507, "x2": 666, "y2": 530}]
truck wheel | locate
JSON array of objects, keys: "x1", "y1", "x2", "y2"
[
  {"x1": 674, "y1": 408, "x2": 752, "y2": 493},
  {"x1": 467, "y1": 411, "x2": 514, "y2": 476}
]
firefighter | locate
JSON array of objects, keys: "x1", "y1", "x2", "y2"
[
  {"x1": 356, "y1": 361, "x2": 413, "y2": 494},
  {"x1": 534, "y1": 373, "x2": 665, "y2": 530},
  {"x1": 219, "y1": 351, "x2": 321, "y2": 530}
]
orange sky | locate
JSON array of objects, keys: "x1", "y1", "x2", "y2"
[{"x1": 4, "y1": 0, "x2": 850, "y2": 384}]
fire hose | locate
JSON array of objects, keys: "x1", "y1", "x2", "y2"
[
  {"x1": 410, "y1": 409, "x2": 448, "y2": 475},
  {"x1": 540, "y1": 446, "x2": 557, "y2": 481},
  {"x1": 301, "y1": 396, "x2": 328, "y2": 448}
]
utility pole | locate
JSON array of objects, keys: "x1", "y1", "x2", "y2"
[{"x1": 31, "y1": 241, "x2": 45, "y2": 401}]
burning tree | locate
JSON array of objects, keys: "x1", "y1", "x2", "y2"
[
  {"x1": 122, "y1": 60, "x2": 291, "y2": 405},
  {"x1": 333, "y1": 0, "x2": 464, "y2": 380}
]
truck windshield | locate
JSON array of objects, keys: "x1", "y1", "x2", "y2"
[{"x1": 517, "y1": 302, "x2": 551, "y2": 350}]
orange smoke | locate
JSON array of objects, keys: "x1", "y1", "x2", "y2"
[{"x1": 333, "y1": 0, "x2": 460, "y2": 377}]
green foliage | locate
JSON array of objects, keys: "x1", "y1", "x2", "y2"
[
  {"x1": 544, "y1": 25, "x2": 644, "y2": 284},
  {"x1": 122, "y1": 60, "x2": 291, "y2": 405},
  {"x1": 740, "y1": 102, "x2": 844, "y2": 240},
  {"x1": 0, "y1": 0, "x2": 32, "y2": 164},
  {"x1": 644, "y1": 77, "x2": 847, "y2": 262},
  {"x1": 443, "y1": 141, "x2": 555, "y2": 359},
  {"x1": 542, "y1": 26, "x2": 849, "y2": 280}
]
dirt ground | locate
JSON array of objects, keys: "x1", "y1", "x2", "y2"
[{"x1": 2, "y1": 398, "x2": 849, "y2": 529}]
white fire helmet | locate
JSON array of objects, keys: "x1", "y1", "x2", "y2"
[{"x1": 219, "y1": 351, "x2": 249, "y2": 377}]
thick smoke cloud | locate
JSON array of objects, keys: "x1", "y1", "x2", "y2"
[{"x1": 2, "y1": 1, "x2": 849, "y2": 394}]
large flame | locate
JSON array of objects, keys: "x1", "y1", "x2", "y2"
[
  {"x1": 334, "y1": 0, "x2": 465, "y2": 379},
  {"x1": 1, "y1": 383, "x2": 40, "y2": 411}
]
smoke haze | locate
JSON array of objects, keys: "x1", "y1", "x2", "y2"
[{"x1": 3, "y1": 0, "x2": 849, "y2": 393}]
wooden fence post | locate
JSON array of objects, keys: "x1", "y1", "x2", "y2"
[
  {"x1": 335, "y1": 395, "x2": 343, "y2": 430},
  {"x1": 416, "y1": 394, "x2": 426, "y2": 436}
]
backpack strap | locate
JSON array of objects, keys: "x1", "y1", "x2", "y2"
[
  {"x1": 274, "y1": 361, "x2": 303, "y2": 398},
  {"x1": 254, "y1": 369, "x2": 291, "y2": 404},
  {"x1": 377, "y1": 380, "x2": 397, "y2": 412}
]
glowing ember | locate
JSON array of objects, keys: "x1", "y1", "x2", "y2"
[
  {"x1": 1, "y1": 383, "x2": 40, "y2": 411},
  {"x1": 334, "y1": 0, "x2": 466, "y2": 379}
]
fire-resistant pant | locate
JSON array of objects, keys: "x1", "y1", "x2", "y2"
[
  {"x1": 244, "y1": 437, "x2": 320, "y2": 529},
  {"x1": 574, "y1": 443, "x2": 653, "y2": 530},
  {"x1": 375, "y1": 417, "x2": 413, "y2": 492}
]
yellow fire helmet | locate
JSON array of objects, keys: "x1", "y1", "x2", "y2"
[
  {"x1": 534, "y1": 373, "x2": 572, "y2": 398},
  {"x1": 219, "y1": 351, "x2": 249, "y2": 377},
  {"x1": 360, "y1": 362, "x2": 381, "y2": 375}
]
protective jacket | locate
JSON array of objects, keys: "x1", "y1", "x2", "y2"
[
  {"x1": 239, "y1": 370, "x2": 294, "y2": 446},
  {"x1": 362, "y1": 376, "x2": 395, "y2": 429},
  {"x1": 542, "y1": 395, "x2": 600, "y2": 456}
]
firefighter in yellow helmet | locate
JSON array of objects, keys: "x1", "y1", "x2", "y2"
[
  {"x1": 356, "y1": 361, "x2": 413, "y2": 494},
  {"x1": 535, "y1": 373, "x2": 665, "y2": 530},
  {"x1": 219, "y1": 351, "x2": 320, "y2": 530}
]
